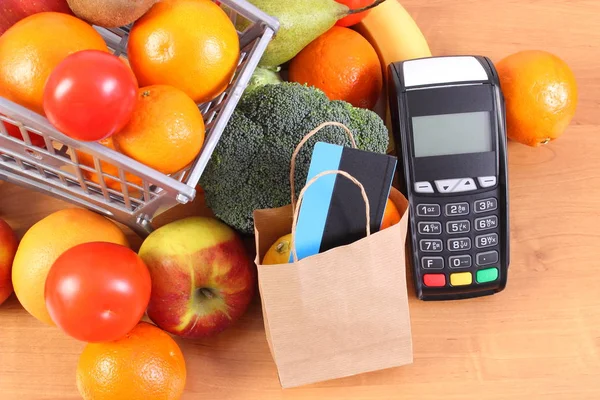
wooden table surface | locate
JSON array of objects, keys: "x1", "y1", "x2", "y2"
[{"x1": 2, "y1": 1, "x2": 600, "y2": 399}]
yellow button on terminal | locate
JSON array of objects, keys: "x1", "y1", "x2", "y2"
[{"x1": 450, "y1": 272, "x2": 472, "y2": 286}]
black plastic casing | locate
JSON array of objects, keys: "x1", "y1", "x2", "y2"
[{"x1": 388, "y1": 56, "x2": 510, "y2": 301}]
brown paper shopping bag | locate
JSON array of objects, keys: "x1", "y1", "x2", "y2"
[{"x1": 253, "y1": 122, "x2": 413, "y2": 388}]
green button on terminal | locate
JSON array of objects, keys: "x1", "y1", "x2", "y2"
[{"x1": 476, "y1": 267, "x2": 499, "y2": 283}]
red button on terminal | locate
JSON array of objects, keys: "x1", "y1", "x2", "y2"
[{"x1": 423, "y1": 274, "x2": 446, "y2": 287}]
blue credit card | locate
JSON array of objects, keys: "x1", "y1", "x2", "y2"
[{"x1": 291, "y1": 142, "x2": 397, "y2": 262}]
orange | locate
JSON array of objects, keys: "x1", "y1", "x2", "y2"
[
  {"x1": 0, "y1": 12, "x2": 108, "y2": 115},
  {"x1": 113, "y1": 85, "x2": 205, "y2": 175},
  {"x1": 77, "y1": 322, "x2": 186, "y2": 400},
  {"x1": 263, "y1": 233, "x2": 292, "y2": 265},
  {"x1": 77, "y1": 137, "x2": 144, "y2": 192},
  {"x1": 496, "y1": 50, "x2": 578, "y2": 146},
  {"x1": 289, "y1": 26, "x2": 383, "y2": 110},
  {"x1": 12, "y1": 208, "x2": 128, "y2": 325},
  {"x1": 381, "y1": 198, "x2": 401, "y2": 230},
  {"x1": 128, "y1": 0, "x2": 240, "y2": 104}
]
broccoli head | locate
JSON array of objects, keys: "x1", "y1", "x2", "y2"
[{"x1": 200, "y1": 82, "x2": 390, "y2": 235}]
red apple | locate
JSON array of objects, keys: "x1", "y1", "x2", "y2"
[
  {"x1": 0, "y1": 0, "x2": 73, "y2": 35},
  {"x1": 0, "y1": 219, "x2": 19, "y2": 305},
  {"x1": 139, "y1": 217, "x2": 256, "y2": 339}
]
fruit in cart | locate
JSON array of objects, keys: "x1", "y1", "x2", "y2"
[
  {"x1": 113, "y1": 85, "x2": 205, "y2": 175},
  {"x1": 67, "y1": 0, "x2": 158, "y2": 28},
  {"x1": 0, "y1": 0, "x2": 72, "y2": 35},
  {"x1": 0, "y1": 12, "x2": 108, "y2": 116},
  {"x1": 245, "y1": 0, "x2": 386, "y2": 67},
  {"x1": 138, "y1": 217, "x2": 256, "y2": 338},
  {"x1": 496, "y1": 50, "x2": 578, "y2": 146},
  {"x1": 11, "y1": 208, "x2": 128, "y2": 325},
  {"x1": 262, "y1": 233, "x2": 292, "y2": 265},
  {"x1": 77, "y1": 322, "x2": 186, "y2": 400},
  {"x1": 44, "y1": 50, "x2": 139, "y2": 142},
  {"x1": 199, "y1": 83, "x2": 389, "y2": 234},
  {"x1": 0, "y1": 219, "x2": 19, "y2": 306},
  {"x1": 128, "y1": 0, "x2": 240, "y2": 104},
  {"x1": 77, "y1": 137, "x2": 144, "y2": 191},
  {"x1": 2, "y1": 119, "x2": 46, "y2": 148},
  {"x1": 380, "y1": 198, "x2": 401, "y2": 230},
  {"x1": 45, "y1": 242, "x2": 151, "y2": 342},
  {"x1": 289, "y1": 26, "x2": 383, "y2": 110},
  {"x1": 335, "y1": 0, "x2": 375, "y2": 27}
]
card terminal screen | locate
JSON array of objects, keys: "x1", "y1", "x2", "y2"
[{"x1": 412, "y1": 111, "x2": 493, "y2": 157}]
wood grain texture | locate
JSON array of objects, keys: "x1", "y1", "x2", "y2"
[{"x1": 1, "y1": 0, "x2": 600, "y2": 398}]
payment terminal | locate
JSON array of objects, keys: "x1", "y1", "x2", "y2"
[{"x1": 388, "y1": 56, "x2": 509, "y2": 300}]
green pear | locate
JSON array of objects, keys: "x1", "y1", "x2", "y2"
[{"x1": 248, "y1": 0, "x2": 387, "y2": 67}]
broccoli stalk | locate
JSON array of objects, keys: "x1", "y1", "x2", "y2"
[
  {"x1": 200, "y1": 82, "x2": 390, "y2": 235},
  {"x1": 245, "y1": 67, "x2": 282, "y2": 94}
]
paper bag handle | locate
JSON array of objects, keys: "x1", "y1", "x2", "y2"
[
  {"x1": 290, "y1": 170, "x2": 371, "y2": 263},
  {"x1": 290, "y1": 122, "x2": 357, "y2": 210}
]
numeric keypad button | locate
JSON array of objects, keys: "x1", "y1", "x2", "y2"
[
  {"x1": 418, "y1": 222, "x2": 442, "y2": 235},
  {"x1": 445, "y1": 202, "x2": 469, "y2": 216},
  {"x1": 475, "y1": 215, "x2": 498, "y2": 231},
  {"x1": 446, "y1": 220, "x2": 470, "y2": 234},
  {"x1": 449, "y1": 255, "x2": 472, "y2": 269},
  {"x1": 476, "y1": 233, "x2": 498, "y2": 248},
  {"x1": 421, "y1": 257, "x2": 444, "y2": 270},
  {"x1": 417, "y1": 204, "x2": 441, "y2": 217},
  {"x1": 420, "y1": 239, "x2": 443, "y2": 253},
  {"x1": 448, "y1": 237, "x2": 471, "y2": 252},
  {"x1": 474, "y1": 198, "x2": 498, "y2": 213},
  {"x1": 476, "y1": 251, "x2": 499, "y2": 266}
]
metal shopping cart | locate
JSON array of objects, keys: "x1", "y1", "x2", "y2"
[{"x1": 0, "y1": 0, "x2": 278, "y2": 236}]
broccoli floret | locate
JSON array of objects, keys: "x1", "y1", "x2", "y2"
[{"x1": 200, "y1": 82, "x2": 390, "y2": 235}]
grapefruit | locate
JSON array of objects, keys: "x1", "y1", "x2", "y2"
[
  {"x1": 12, "y1": 208, "x2": 128, "y2": 325},
  {"x1": 0, "y1": 12, "x2": 108, "y2": 115}
]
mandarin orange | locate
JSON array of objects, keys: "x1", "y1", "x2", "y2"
[
  {"x1": 289, "y1": 26, "x2": 383, "y2": 109},
  {"x1": 77, "y1": 322, "x2": 187, "y2": 400},
  {"x1": 496, "y1": 50, "x2": 578, "y2": 146},
  {"x1": 113, "y1": 85, "x2": 205, "y2": 175},
  {"x1": 77, "y1": 137, "x2": 144, "y2": 191},
  {"x1": 128, "y1": 0, "x2": 240, "y2": 104},
  {"x1": 381, "y1": 198, "x2": 401, "y2": 230}
]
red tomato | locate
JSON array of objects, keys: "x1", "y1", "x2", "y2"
[
  {"x1": 45, "y1": 242, "x2": 151, "y2": 343},
  {"x1": 335, "y1": 0, "x2": 374, "y2": 27},
  {"x1": 43, "y1": 50, "x2": 138, "y2": 142},
  {"x1": 2, "y1": 119, "x2": 45, "y2": 147}
]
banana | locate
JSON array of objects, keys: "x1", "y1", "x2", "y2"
[
  {"x1": 355, "y1": 0, "x2": 432, "y2": 153},
  {"x1": 356, "y1": 0, "x2": 432, "y2": 74}
]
